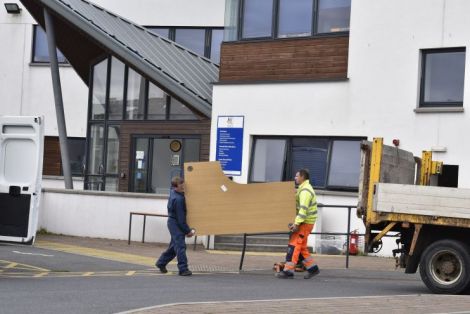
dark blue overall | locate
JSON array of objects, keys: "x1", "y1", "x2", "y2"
[{"x1": 156, "y1": 189, "x2": 191, "y2": 273}]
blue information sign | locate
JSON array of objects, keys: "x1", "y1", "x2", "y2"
[{"x1": 216, "y1": 116, "x2": 244, "y2": 176}]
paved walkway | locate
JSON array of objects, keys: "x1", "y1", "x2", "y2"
[
  {"x1": 123, "y1": 295, "x2": 470, "y2": 314},
  {"x1": 36, "y1": 234, "x2": 397, "y2": 272}
]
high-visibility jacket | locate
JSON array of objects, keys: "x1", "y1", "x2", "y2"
[{"x1": 294, "y1": 180, "x2": 318, "y2": 225}]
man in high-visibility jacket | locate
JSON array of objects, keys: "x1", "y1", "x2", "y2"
[{"x1": 277, "y1": 169, "x2": 320, "y2": 279}]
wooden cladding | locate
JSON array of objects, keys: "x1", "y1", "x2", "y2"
[
  {"x1": 219, "y1": 36, "x2": 349, "y2": 82},
  {"x1": 118, "y1": 120, "x2": 211, "y2": 192},
  {"x1": 43, "y1": 136, "x2": 61, "y2": 176}
]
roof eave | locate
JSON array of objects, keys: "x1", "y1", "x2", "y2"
[{"x1": 40, "y1": 0, "x2": 212, "y2": 118}]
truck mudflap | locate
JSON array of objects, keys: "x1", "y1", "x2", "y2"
[{"x1": 0, "y1": 116, "x2": 44, "y2": 244}]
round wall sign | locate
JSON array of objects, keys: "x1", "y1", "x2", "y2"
[{"x1": 170, "y1": 140, "x2": 182, "y2": 152}]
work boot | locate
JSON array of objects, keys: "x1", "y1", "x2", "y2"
[
  {"x1": 276, "y1": 270, "x2": 294, "y2": 279},
  {"x1": 156, "y1": 264, "x2": 168, "y2": 274},
  {"x1": 179, "y1": 270, "x2": 192, "y2": 276},
  {"x1": 304, "y1": 265, "x2": 320, "y2": 279}
]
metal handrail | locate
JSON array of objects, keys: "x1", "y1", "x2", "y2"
[
  {"x1": 238, "y1": 204, "x2": 358, "y2": 271},
  {"x1": 127, "y1": 212, "x2": 200, "y2": 251}
]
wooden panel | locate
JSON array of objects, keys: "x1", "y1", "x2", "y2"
[
  {"x1": 374, "y1": 183, "x2": 470, "y2": 220},
  {"x1": 219, "y1": 36, "x2": 349, "y2": 82},
  {"x1": 185, "y1": 161, "x2": 295, "y2": 235},
  {"x1": 43, "y1": 136, "x2": 61, "y2": 176},
  {"x1": 118, "y1": 120, "x2": 211, "y2": 191}
]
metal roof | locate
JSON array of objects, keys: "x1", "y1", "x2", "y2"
[{"x1": 20, "y1": 0, "x2": 219, "y2": 117}]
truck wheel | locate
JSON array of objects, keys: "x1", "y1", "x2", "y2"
[{"x1": 419, "y1": 240, "x2": 470, "y2": 294}]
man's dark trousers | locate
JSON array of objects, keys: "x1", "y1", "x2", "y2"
[{"x1": 156, "y1": 219, "x2": 188, "y2": 273}]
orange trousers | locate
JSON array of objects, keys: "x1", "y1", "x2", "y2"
[{"x1": 284, "y1": 223, "x2": 316, "y2": 272}]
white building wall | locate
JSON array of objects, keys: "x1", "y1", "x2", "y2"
[
  {"x1": 39, "y1": 188, "x2": 204, "y2": 245},
  {"x1": 0, "y1": 0, "x2": 224, "y2": 241},
  {"x1": 348, "y1": 0, "x2": 470, "y2": 186},
  {"x1": 211, "y1": 82, "x2": 352, "y2": 184},
  {"x1": 213, "y1": 0, "x2": 470, "y2": 188},
  {"x1": 211, "y1": 83, "x2": 361, "y2": 252},
  {"x1": 211, "y1": 0, "x2": 470, "y2": 255}
]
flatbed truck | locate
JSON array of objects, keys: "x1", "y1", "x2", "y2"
[{"x1": 358, "y1": 138, "x2": 470, "y2": 294}]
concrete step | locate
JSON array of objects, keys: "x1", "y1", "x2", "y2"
[
  {"x1": 214, "y1": 235, "x2": 289, "y2": 245},
  {"x1": 213, "y1": 234, "x2": 313, "y2": 253}
]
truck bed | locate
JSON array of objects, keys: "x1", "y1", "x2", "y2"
[{"x1": 373, "y1": 183, "x2": 470, "y2": 226}]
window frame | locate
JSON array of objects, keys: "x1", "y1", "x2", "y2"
[
  {"x1": 31, "y1": 25, "x2": 69, "y2": 65},
  {"x1": 239, "y1": 0, "x2": 276, "y2": 40},
  {"x1": 238, "y1": 0, "x2": 350, "y2": 41},
  {"x1": 248, "y1": 136, "x2": 289, "y2": 183},
  {"x1": 419, "y1": 47, "x2": 466, "y2": 108},
  {"x1": 85, "y1": 55, "x2": 202, "y2": 191},
  {"x1": 276, "y1": 0, "x2": 315, "y2": 39},
  {"x1": 146, "y1": 26, "x2": 224, "y2": 62},
  {"x1": 248, "y1": 135, "x2": 364, "y2": 191}
]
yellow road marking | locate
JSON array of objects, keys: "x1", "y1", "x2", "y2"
[
  {"x1": 0, "y1": 259, "x2": 50, "y2": 272},
  {"x1": 0, "y1": 269, "x2": 193, "y2": 279},
  {"x1": 35, "y1": 241, "x2": 176, "y2": 267},
  {"x1": 5, "y1": 262, "x2": 18, "y2": 269},
  {"x1": 33, "y1": 272, "x2": 48, "y2": 278}
]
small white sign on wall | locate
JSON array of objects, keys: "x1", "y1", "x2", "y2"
[{"x1": 136, "y1": 151, "x2": 145, "y2": 160}]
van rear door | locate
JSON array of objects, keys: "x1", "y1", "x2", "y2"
[{"x1": 0, "y1": 116, "x2": 44, "y2": 244}]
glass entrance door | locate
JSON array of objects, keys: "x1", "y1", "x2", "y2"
[{"x1": 131, "y1": 137, "x2": 200, "y2": 194}]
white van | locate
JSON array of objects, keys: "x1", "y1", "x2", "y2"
[{"x1": 0, "y1": 116, "x2": 44, "y2": 244}]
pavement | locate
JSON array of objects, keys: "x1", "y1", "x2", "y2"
[
  {"x1": 1, "y1": 234, "x2": 469, "y2": 314},
  {"x1": 35, "y1": 234, "x2": 399, "y2": 273}
]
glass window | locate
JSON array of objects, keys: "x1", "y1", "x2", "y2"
[
  {"x1": 242, "y1": 0, "x2": 274, "y2": 39},
  {"x1": 108, "y1": 57, "x2": 125, "y2": 120},
  {"x1": 86, "y1": 176, "x2": 104, "y2": 191},
  {"x1": 148, "y1": 83, "x2": 167, "y2": 120},
  {"x1": 327, "y1": 140, "x2": 360, "y2": 188},
  {"x1": 169, "y1": 97, "x2": 198, "y2": 120},
  {"x1": 106, "y1": 126, "x2": 120, "y2": 174},
  {"x1": 175, "y1": 29, "x2": 206, "y2": 56},
  {"x1": 317, "y1": 0, "x2": 351, "y2": 33},
  {"x1": 290, "y1": 138, "x2": 329, "y2": 187},
  {"x1": 125, "y1": 68, "x2": 146, "y2": 120},
  {"x1": 87, "y1": 124, "x2": 105, "y2": 175},
  {"x1": 91, "y1": 59, "x2": 108, "y2": 120},
  {"x1": 250, "y1": 137, "x2": 362, "y2": 190},
  {"x1": 211, "y1": 29, "x2": 224, "y2": 62},
  {"x1": 224, "y1": 0, "x2": 240, "y2": 41},
  {"x1": 67, "y1": 138, "x2": 86, "y2": 176},
  {"x1": 32, "y1": 25, "x2": 67, "y2": 63},
  {"x1": 147, "y1": 27, "x2": 170, "y2": 38},
  {"x1": 250, "y1": 139, "x2": 287, "y2": 182},
  {"x1": 105, "y1": 177, "x2": 119, "y2": 192},
  {"x1": 278, "y1": 0, "x2": 313, "y2": 38},
  {"x1": 421, "y1": 49, "x2": 466, "y2": 106}
]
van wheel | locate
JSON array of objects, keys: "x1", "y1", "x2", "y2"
[{"x1": 419, "y1": 240, "x2": 470, "y2": 294}]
